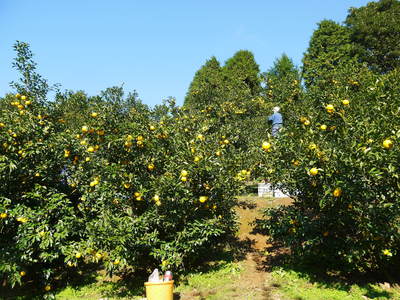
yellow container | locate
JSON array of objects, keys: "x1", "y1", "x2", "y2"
[{"x1": 145, "y1": 280, "x2": 174, "y2": 300}]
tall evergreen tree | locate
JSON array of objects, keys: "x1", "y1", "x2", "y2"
[
  {"x1": 223, "y1": 50, "x2": 261, "y2": 98},
  {"x1": 184, "y1": 57, "x2": 224, "y2": 108},
  {"x1": 264, "y1": 53, "x2": 301, "y2": 104},
  {"x1": 345, "y1": 0, "x2": 400, "y2": 73},
  {"x1": 302, "y1": 20, "x2": 356, "y2": 88}
]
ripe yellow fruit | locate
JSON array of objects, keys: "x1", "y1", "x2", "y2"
[
  {"x1": 113, "y1": 259, "x2": 120, "y2": 265},
  {"x1": 124, "y1": 183, "x2": 131, "y2": 189},
  {"x1": 16, "y1": 217, "x2": 28, "y2": 223},
  {"x1": 39, "y1": 231, "x2": 46, "y2": 237},
  {"x1": 82, "y1": 125, "x2": 89, "y2": 133},
  {"x1": 149, "y1": 125, "x2": 156, "y2": 131},
  {"x1": 303, "y1": 119, "x2": 310, "y2": 126},
  {"x1": 197, "y1": 134, "x2": 204, "y2": 140},
  {"x1": 181, "y1": 170, "x2": 188, "y2": 177},
  {"x1": 0, "y1": 122, "x2": 5, "y2": 128},
  {"x1": 134, "y1": 192, "x2": 141, "y2": 197},
  {"x1": 292, "y1": 160, "x2": 300, "y2": 166},
  {"x1": 44, "y1": 285, "x2": 51, "y2": 291},
  {"x1": 333, "y1": 188, "x2": 342, "y2": 197},
  {"x1": 223, "y1": 139, "x2": 230, "y2": 144},
  {"x1": 15, "y1": 93, "x2": 21, "y2": 98},
  {"x1": 309, "y1": 168, "x2": 319, "y2": 176},
  {"x1": 0, "y1": 212, "x2": 7, "y2": 218},
  {"x1": 308, "y1": 143, "x2": 317, "y2": 150},
  {"x1": 216, "y1": 150, "x2": 221, "y2": 156},
  {"x1": 147, "y1": 163, "x2": 155, "y2": 171},
  {"x1": 17, "y1": 104, "x2": 24, "y2": 110},
  {"x1": 91, "y1": 112, "x2": 98, "y2": 117},
  {"x1": 136, "y1": 140, "x2": 144, "y2": 147},
  {"x1": 25, "y1": 100, "x2": 31, "y2": 105},
  {"x1": 64, "y1": 150, "x2": 70, "y2": 157},
  {"x1": 124, "y1": 141, "x2": 133, "y2": 147},
  {"x1": 181, "y1": 176, "x2": 187, "y2": 182},
  {"x1": 20, "y1": 271, "x2": 26, "y2": 276},
  {"x1": 21, "y1": 95, "x2": 27, "y2": 100},
  {"x1": 87, "y1": 146, "x2": 95, "y2": 153},
  {"x1": 342, "y1": 99, "x2": 350, "y2": 106},
  {"x1": 67, "y1": 261, "x2": 74, "y2": 267},
  {"x1": 325, "y1": 104, "x2": 334, "y2": 113},
  {"x1": 85, "y1": 157, "x2": 91, "y2": 162},
  {"x1": 97, "y1": 129, "x2": 105, "y2": 136},
  {"x1": 35, "y1": 172, "x2": 40, "y2": 177},
  {"x1": 320, "y1": 124, "x2": 327, "y2": 131},
  {"x1": 136, "y1": 135, "x2": 144, "y2": 141},
  {"x1": 383, "y1": 139, "x2": 393, "y2": 149},
  {"x1": 153, "y1": 195, "x2": 160, "y2": 202},
  {"x1": 262, "y1": 141, "x2": 271, "y2": 150},
  {"x1": 194, "y1": 156, "x2": 201, "y2": 162},
  {"x1": 136, "y1": 196, "x2": 142, "y2": 201},
  {"x1": 95, "y1": 252, "x2": 102, "y2": 259},
  {"x1": 80, "y1": 140, "x2": 87, "y2": 146},
  {"x1": 199, "y1": 196, "x2": 208, "y2": 203},
  {"x1": 90, "y1": 179, "x2": 99, "y2": 187}
]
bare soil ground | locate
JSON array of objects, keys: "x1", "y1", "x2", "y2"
[{"x1": 177, "y1": 196, "x2": 292, "y2": 300}]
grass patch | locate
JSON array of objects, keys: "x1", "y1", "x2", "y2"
[{"x1": 269, "y1": 267, "x2": 400, "y2": 300}]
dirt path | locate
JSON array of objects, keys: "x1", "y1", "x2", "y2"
[{"x1": 178, "y1": 196, "x2": 292, "y2": 300}]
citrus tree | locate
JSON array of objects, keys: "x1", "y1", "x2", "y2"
[{"x1": 254, "y1": 63, "x2": 400, "y2": 274}]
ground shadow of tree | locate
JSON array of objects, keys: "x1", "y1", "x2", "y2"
[{"x1": 255, "y1": 242, "x2": 397, "y2": 300}]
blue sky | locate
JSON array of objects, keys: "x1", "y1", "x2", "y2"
[{"x1": 0, "y1": 1, "x2": 372, "y2": 106}]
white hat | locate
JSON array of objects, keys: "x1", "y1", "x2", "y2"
[{"x1": 273, "y1": 106, "x2": 280, "y2": 113}]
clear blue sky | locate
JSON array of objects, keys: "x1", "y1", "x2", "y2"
[{"x1": 0, "y1": 0, "x2": 372, "y2": 107}]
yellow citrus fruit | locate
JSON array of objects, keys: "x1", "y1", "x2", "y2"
[
  {"x1": 333, "y1": 188, "x2": 342, "y2": 197},
  {"x1": 199, "y1": 196, "x2": 208, "y2": 203},
  {"x1": 85, "y1": 157, "x2": 91, "y2": 162},
  {"x1": 147, "y1": 163, "x2": 155, "y2": 171},
  {"x1": 82, "y1": 125, "x2": 89, "y2": 133},
  {"x1": 25, "y1": 100, "x2": 31, "y2": 105},
  {"x1": 0, "y1": 122, "x2": 5, "y2": 128},
  {"x1": 223, "y1": 139, "x2": 230, "y2": 144},
  {"x1": 95, "y1": 253, "x2": 102, "y2": 259},
  {"x1": 262, "y1": 141, "x2": 271, "y2": 150},
  {"x1": 153, "y1": 195, "x2": 160, "y2": 202},
  {"x1": 15, "y1": 93, "x2": 21, "y2": 98},
  {"x1": 303, "y1": 119, "x2": 310, "y2": 126},
  {"x1": 308, "y1": 143, "x2": 317, "y2": 150},
  {"x1": 216, "y1": 150, "x2": 221, "y2": 156},
  {"x1": 181, "y1": 176, "x2": 187, "y2": 182},
  {"x1": 326, "y1": 104, "x2": 334, "y2": 113},
  {"x1": 64, "y1": 150, "x2": 70, "y2": 157},
  {"x1": 181, "y1": 170, "x2": 188, "y2": 177},
  {"x1": 124, "y1": 183, "x2": 131, "y2": 189},
  {"x1": 149, "y1": 125, "x2": 156, "y2": 131},
  {"x1": 90, "y1": 179, "x2": 99, "y2": 187},
  {"x1": 134, "y1": 192, "x2": 141, "y2": 197},
  {"x1": 0, "y1": 212, "x2": 7, "y2": 218},
  {"x1": 309, "y1": 168, "x2": 319, "y2": 176},
  {"x1": 16, "y1": 217, "x2": 28, "y2": 223},
  {"x1": 292, "y1": 160, "x2": 300, "y2": 166},
  {"x1": 194, "y1": 156, "x2": 201, "y2": 162},
  {"x1": 20, "y1": 271, "x2": 26, "y2": 276},
  {"x1": 320, "y1": 124, "x2": 327, "y2": 131},
  {"x1": 21, "y1": 95, "x2": 27, "y2": 100},
  {"x1": 87, "y1": 146, "x2": 95, "y2": 153},
  {"x1": 91, "y1": 112, "x2": 98, "y2": 117},
  {"x1": 44, "y1": 285, "x2": 51, "y2": 291},
  {"x1": 136, "y1": 135, "x2": 144, "y2": 141},
  {"x1": 383, "y1": 139, "x2": 393, "y2": 149},
  {"x1": 342, "y1": 99, "x2": 350, "y2": 106},
  {"x1": 113, "y1": 259, "x2": 120, "y2": 265}
]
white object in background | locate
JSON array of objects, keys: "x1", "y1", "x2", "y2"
[
  {"x1": 273, "y1": 189, "x2": 289, "y2": 198},
  {"x1": 258, "y1": 183, "x2": 273, "y2": 197},
  {"x1": 148, "y1": 268, "x2": 161, "y2": 282}
]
